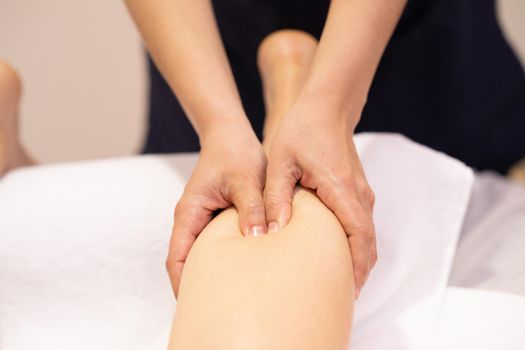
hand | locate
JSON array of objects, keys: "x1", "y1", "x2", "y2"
[
  {"x1": 264, "y1": 100, "x2": 377, "y2": 298},
  {"x1": 166, "y1": 123, "x2": 267, "y2": 296}
]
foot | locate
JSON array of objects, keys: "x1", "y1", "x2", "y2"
[
  {"x1": 0, "y1": 60, "x2": 33, "y2": 176},
  {"x1": 509, "y1": 158, "x2": 525, "y2": 184},
  {"x1": 257, "y1": 30, "x2": 318, "y2": 145}
]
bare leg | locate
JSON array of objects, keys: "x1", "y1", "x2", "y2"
[
  {"x1": 0, "y1": 60, "x2": 34, "y2": 176},
  {"x1": 168, "y1": 31, "x2": 354, "y2": 350},
  {"x1": 257, "y1": 30, "x2": 317, "y2": 149},
  {"x1": 509, "y1": 159, "x2": 525, "y2": 184}
]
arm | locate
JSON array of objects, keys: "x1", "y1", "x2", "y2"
[
  {"x1": 169, "y1": 188, "x2": 355, "y2": 350},
  {"x1": 123, "y1": 0, "x2": 248, "y2": 136},
  {"x1": 301, "y1": 0, "x2": 407, "y2": 120},
  {"x1": 124, "y1": 0, "x2": 269, "y2": 295},
  {"x1": 264, "y1": 0, "x2": 407, "y2": 296}
]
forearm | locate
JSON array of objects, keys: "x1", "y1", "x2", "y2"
[
  {"x1": 300, "y1": 0, "x2": 407, "y2": 126},
  {"x1": 124, "y1": 0, "x2": 249, "y2": 139},
  {"x1": 169, "y1": 189, "x2": 355, "y2": 349}
]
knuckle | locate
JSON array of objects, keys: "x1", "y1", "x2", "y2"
[
  {"x1": 243, "y1": 198, "x2": 265, "y2": 215},
  {"x1": 264, "y1": 197, "x2": 290, "y2": 217},
  {"x1": 368, "y1": 188, "x2": 376, "y2": 207},
  {"x1": 185, "y1": 191, "x2": 207, "y2": 206},
  {"x1": 264, "y1": 191, "x2": 285, "y2": 206},
  {"x1": 173, "y1": 200, "x2": 187, "y2": 219},
  {"x1": 175, "y1": 190, "x2": 208, "y2": 214},
  {"x1": 360, "y1": 184, "x2": 374, "y2": 205},
  {"x1": 339, "y1": 172, "x2": 355, "y2": 188},
  {"x1": 173, "y1": 197, "x2": 196, "y2": 220},
  {"x1": 355, "y1": 263, "x2": 369, "y2": 279},
  {"x1": 346, "y1": 213, "x2": 375, "y2": 238},
  {"x1": 355, "y1": 225, "x2": 375, "y2": 243},
  {"x1": 248, "y1": 196, "x2": 264, "y2": 208},
  {"x1": 318, "y1": 173, "x2": 351, "y2": 198},
  {"x1": 165, "y1": 256, "x2": 174, "y2": 274},
  {"x1": 316, "y1": 180, "x2": 334, "y2": 199},
  {"x1": 356, "y1": 180, "x2": 376, "y2": 208},
  {"x1": 354, "y1": 178, "x2": 369, "y2": 194},
  {"x1": 174, "y1": 197, "x2": 188, "y2": 211},
  {"x1": 363, "y1": 226, "x2": 376, "y2": 240},
  {"x1": 321, "y1": 170, "x2": 343, "y2": 188},
  {"x1": 371, "y1": 250, "x2": 378, "y2": 267}
]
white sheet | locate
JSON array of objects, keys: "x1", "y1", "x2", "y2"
[
  {"x1": 350, "y1": 134, "x2": 473, "y2": 349},
  {"x1": 0, "y1": 133, "x2": 474, "y2": 349},
  {"x1": 433, "y1": 287, "x2": 525, "y2": 350},
  {"x1": 449, "y1": 172, "x2": 525, "y2": 295}
]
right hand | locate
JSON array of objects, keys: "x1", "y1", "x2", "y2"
[{"x1": 166, "y1": 123, "x2": 268, "y2": 297}]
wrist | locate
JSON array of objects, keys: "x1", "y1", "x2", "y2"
[
  {"x1": 198, "y1": 112, "x2": 252, "y2": 143},
  {"x1": 294, "y1": 88, "x2": 365, "y2": 132},
  {"x1": 296, "y1": 60, "x2": 371, "y2": 127},
  {"x1": 200, "y1": 116, "x2": 258, "y2": 150}
]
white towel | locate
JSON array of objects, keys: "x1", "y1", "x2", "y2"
[
  {"x1": 0, "y1": 133, "x2": 473, "y2": 349},
  {"x1": 350, "y1": 134, "x2": 473, "y2": 350},
  {"x1": 433, "y1": 287, "x2": 525, "y2": 350}
]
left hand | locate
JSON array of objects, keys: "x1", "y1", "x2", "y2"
[{"x1": 263, "y1": 99, "x2": 377, "y2": 298}]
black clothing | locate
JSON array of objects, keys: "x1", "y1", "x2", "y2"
[{"x1": 144, "y1": 0, "x2": 525, "y2": 173}]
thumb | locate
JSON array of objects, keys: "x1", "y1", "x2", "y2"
[
  {"x1": 264, "y1": 158, "x2": 299, "y2": 233},
  {"x1": 166, "y1": 197, "x2": 214, "y2": 297},
  {"x1": 230, "y1": 180, "x2": 267, "y2": 237}
]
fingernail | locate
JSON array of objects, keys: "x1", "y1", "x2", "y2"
[
  {"x1": 249, "y1": 225, "x2": 265, "y2": 237},
  {"x1": 355, "y1": 288, "x2": 361, "y2": 300},
  {"x1": 268, "y1": 221, "x2": 279, "y2": 233}
]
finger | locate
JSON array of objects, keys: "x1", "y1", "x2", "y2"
[
  {"x1": 166, "y1": 196, "x2": 215, "y2": 297},
  {"x1": 264, "y1": 159, "x2": 299, "y2": 233},
  {"x1": 355, "y1": 178, "x2": 376, "y2": 213},
  {"x1": 317, "y1": 182, "x2": 376, "y2": 298},
  {"x1": 348, "y1": 222, "x2": 376, "y2": 299},
  {"x1": 230, "y1": 180, "x2": 267, "y2": 237}
]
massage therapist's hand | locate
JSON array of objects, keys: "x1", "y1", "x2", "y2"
[
  {"x1": 167, "y1": 123, "x2": 267, "y2": 296},
  {"x1": 264, "y1": 100, "x2": 377, "y2": 298}
]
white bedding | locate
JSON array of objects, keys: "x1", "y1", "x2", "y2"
[
  {"x1": 0, "y1": 133, "x2": 520, "y2": 349},
  {"x1": 433, "y1": 287, "x2": 525, "y2": 349},
  {"x1": 449, "y1": 172, "x2": 525, "y2": 295}
]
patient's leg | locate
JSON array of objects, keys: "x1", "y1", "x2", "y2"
[
  {"x1": 170, "y1": 190, "x2": 354, "y2": 350},
  {"x1": 509, "y1": 158, "x2": 525, "y2": 184},
  {"x1": 168, "y1": 30, "x2": 355, "y2": 350},
  {"x1": 0, "y1": 60, "x2": 34, "y2": 176},
  {"x1": 257, "y1": 30, "x2": 318, "y2": 148}
]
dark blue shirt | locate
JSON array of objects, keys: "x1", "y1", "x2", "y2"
[{"x1": 145, "y1": 0, "x2": 525, "y2": 173}]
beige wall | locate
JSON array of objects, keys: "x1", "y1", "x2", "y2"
[
  {"x1": 0, "y1": 0, "x2": 146, "y2": 163},
  {"x1": 0, "y1": 1, "x2": 524, "y2": 164}
]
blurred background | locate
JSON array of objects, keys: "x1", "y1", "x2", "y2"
[{"x1": 0, "y1": 0, "x2": 524, "y2": 163}]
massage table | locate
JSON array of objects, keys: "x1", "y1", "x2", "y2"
[{"x1": 1, "y1": 133, "x2": 524, "y2": 349}]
